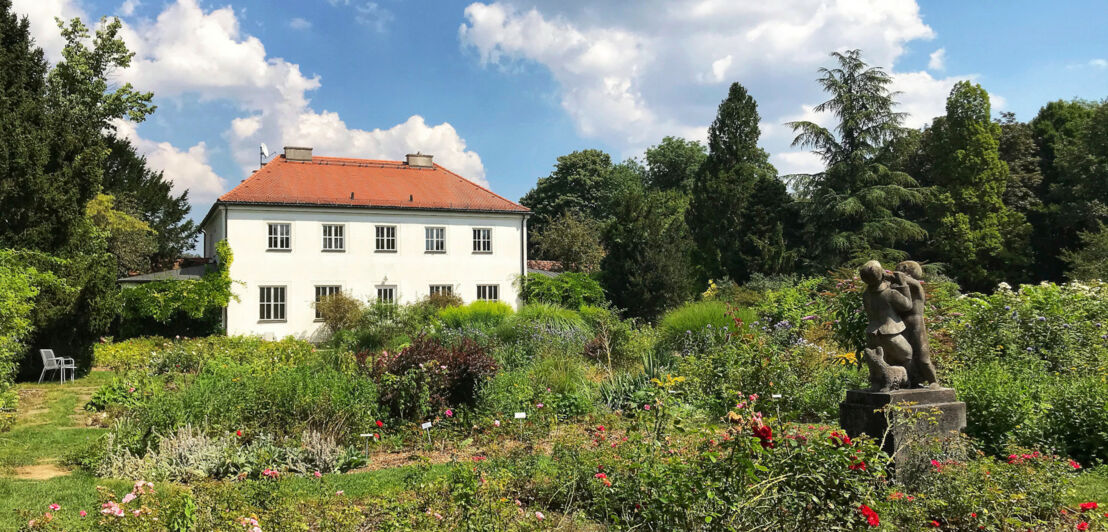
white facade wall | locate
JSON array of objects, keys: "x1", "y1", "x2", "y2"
[{"x1": 204, "y1": 205, "x2": 527, "y2": 340}]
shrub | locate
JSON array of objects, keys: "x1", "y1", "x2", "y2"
[
  {"x1": 533, "y1": 412, "x2": 888, "y2": 529},
  {"x1": 118, "y1": 361, "x2": 380, "y2": 448},
  {"x1": 885, "y1": 450, "x2": 1079, "y2": 530},
  {"x1": 94, "y1": 336, "x2": 318, "y2": 373},
  {"x1": 946, "y1": 362, "x2": 1050, "y2": 456},
  {"x1": 372, "y1": 335, "x2": 497, "y2": 420},
  {"x1": 517, "y1": 272, "x2": 605, "y2": 308},
  {"x1": 314, "y1": 291, "x2": 364, "y2": 333},
  {"x1": 438, "y1": 301, "x2": 514, "y2": 331},
  {"x1": 0, "y1": 257, "x2": 42, "y2": 430},
  {"x1": 2, "y1": 248, "x2": 118, "y2": 379},
  {"x1": 117, "y1": 240, "x2": 236, "y2": 339},
  {"x1": 946, "y1": 281, "x2": 1108, "y2": 373},
  {"x1": 657, "y1": 300, "x2": 749, "y2": 355}
]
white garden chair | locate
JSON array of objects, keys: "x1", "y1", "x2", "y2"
[{"x1": 39, "y1": 349, "x2": 76, "y2": 384}]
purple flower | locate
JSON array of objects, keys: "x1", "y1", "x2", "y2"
[{"x1": 801, "y1": 315, "x2": 818, "y2": 321}]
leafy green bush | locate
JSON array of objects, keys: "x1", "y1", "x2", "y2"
[
  {"x1": 314, "y1": 290, "x2": 363, "y2": 334},
  {"x1": 0, "y1": 257, "x2": 43, "y2": 430},
  {"x1": 657, "y1": 300, "x2": 749, "y2": 355},
  {"x1": 885, "y1": 450, "x2": 1079, "y2": 530},
  {"x1": 117, "y1": 240, "x2": 236, "y2": 339},
  {"x1": 517, "y1": 272, "x2": 605, "y2": 308},
  {"x1": 438, "y1": 301, "x2": 514, "y2": 331},
  {"x1": 533, "y1": 415, "x2": 888, "y2": 529},
  {"x1": 2, "y1": 248, "x2": 117, "y2": 379},
  {"x1": 947, "y1": 281, "x2": 1108, "y2": 373},
  {"x1": 947, "y1": 362, "x2": 1050, "y2": 456},
  {"x1": 116, "y1": 360, "x2": 379, "y2": 448},
  {"x1": 94, "y1": 335, "x2": 318, "y2": 373}
]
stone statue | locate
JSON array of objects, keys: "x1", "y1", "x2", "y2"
[
  {"x1": 858, "y1": 259, "x2": 938, "y2": 391},
  {"x1": 892, "y1": 260, "x2": 939, "y2": 387},
  {"x1": 862, "y1": 346, "x2": 909, "y2": 391}
]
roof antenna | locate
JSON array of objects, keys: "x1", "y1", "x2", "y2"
[{"x1": 259, "y1": 143, "x2": 274, "y2": 169}]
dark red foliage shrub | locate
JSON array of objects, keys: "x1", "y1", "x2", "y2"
[{"x1": 372, "y1": 335, "x2": 497, "y2": 416}]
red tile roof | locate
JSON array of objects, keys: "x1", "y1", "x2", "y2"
[{"x1": 217, "y1": 155, "x2": 529, "y2": 214}]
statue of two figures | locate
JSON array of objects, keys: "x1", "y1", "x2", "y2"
[{"x1": 860, "y1": 260, "x2": 940, "y2": 391}]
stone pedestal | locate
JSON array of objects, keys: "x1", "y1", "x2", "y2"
[{"x1": 839, "y1": 387, "x2": 966, "y2": 458}]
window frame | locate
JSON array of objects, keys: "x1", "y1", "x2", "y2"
[
  {"x1": 472, "y1": 228, "x2": 493, "y2": 254},
  {"x1": 424, "y1": 226, "x2": 446, "y2": 253},
  {"x1": 267, "y1": 223, "x2": 292, "y2": 251},
  {"x1": 313, "y1": 285, "x2": 341, "y2": 320},
  {"x1": 258, "y1": 285, "x2": 287, "y2": 322},
  {"x1": 321, "y1": 224, "x2": 345, "y2": 252},
  {"x1": 376, "y1": 285, "x2": 397, "y2": 305},
  {"x1": 476, "y1": 284, "x2": 499, "y2": 302},
  {"x1": 375, "y1": 225, "x2": 398, "y2": 253},
  {"x1": 429, "y1": 284, "x2": 453, "y2": 297}
]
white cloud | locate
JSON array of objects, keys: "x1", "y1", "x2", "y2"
[
  {"x1": 11, "y1": 0, "x2": 488, "y2": 206},
  {"x1": 1090, "y1": 58, "x2": 1108, "y2": 69},
  {"x1": 928, "y1": 48, "x2": 945, "y2": 70},
  {"x1": 328, "y1": 0, "x2": 394, "y2": 32},
  {"x1": 459, "y1": 1, "x2": 963, "y2": 163},
  {"x1": 113, "y1": 120, "x2": 227, "y2": 204},
  {"x1": 707, "y1": 55, "x2": 733, "y2": 83},
  {"x1": 289, "y1": 17, "x2": 312, "y2": 30},
  {"x1": 119, "y1": 0, "x2": 140, "y2": 17}
]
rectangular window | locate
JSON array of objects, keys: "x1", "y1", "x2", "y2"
[
  {"x1": 314, "y1": 285, "x2": 341, "y2": 320},
  {"x1": 267, "y1": 223, "x2": 291, "y2": 250},
  {"x1": 321, "y1": 224, "x2": 345, "y2": 251},
  {"x1": 472, "y1": 228, "x2": 492, "y2": 253},
  {"x1": 476, "y1": 284, "x2": 499, "y2": 302},
  {"x1": 375, "y1": 225, "x2": 397, "y2": 252},
  {"x1": 376, "y1": 286, "x2": 396, "y2": 304},
  {"x1": 425, "y1": 227, "x2": 445, "y2": 252},
  {"x1": 259, "y1": 286, "x2": 286, "y2": 321},
  {"x1": 429, "y1": 284, "x2": 453, "y2": 296}
]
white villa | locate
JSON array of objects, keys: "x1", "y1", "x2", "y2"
[{"x1": 199, "y1": 147, "x2": 530, "y2": 339}]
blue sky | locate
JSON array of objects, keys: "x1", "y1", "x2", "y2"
[{"x1": 11, "y1": 0, "x2": 1107, "y2": 232}]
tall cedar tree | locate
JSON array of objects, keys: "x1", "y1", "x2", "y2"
[
  {"x1": 602, "y1": 189, "x2": 694, "y2": 321},
  {"x1": 520, "y1": 150, "x2": 642, "y2": 252},
  {"x1": 687, "y1": 83, "x2": 796, "y2": 283},
  {"x1": 0, "y1": 10, "x2": 154, "y2": 253},
  {"x1": 919, "y1": 81, "x2": 1031, "y2": 289},
  {"x1": 788, "y1": 50, "x2": 924, "y2": 268},
  {"x1": 1029, "y1": 100, "x2": 1100, "y2": 280},
  {"x1": 644, "y1": 136, "x2": 707, "y2": 193},
  {"x1": 101, "y1": 135, "x2": 199, "y2": 269}
]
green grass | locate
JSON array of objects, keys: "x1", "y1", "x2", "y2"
[
  {"x1": 1070, "y1": 467, "x2": 1108, "y2": 504},
  {"x1": 0, "y1": 372, "x2": 111, "y2": 472}
]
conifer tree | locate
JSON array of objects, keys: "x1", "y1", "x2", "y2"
[
  {"x1": 687, "y1": 82, "x2": 796, "y2": 283},
  {"x1": 788, "y1": 50, "x2": 923, "y2": 268}
]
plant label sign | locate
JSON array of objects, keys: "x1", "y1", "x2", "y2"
[
  {"x1": 514, "y1": 412, "x2": 526, "y2": 419},
  {"x1": 359, "y1": 433, "x2": 373, "y2": 438},
  {"x1": 772, "y1": 394, "x2": 782, "y2": 399},
  {"x1": 421, "y1": 421, "x2": 432, "y2": 430}
]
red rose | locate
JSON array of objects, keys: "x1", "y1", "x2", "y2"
[{"x1": 1080, "y1": 502, "x2": 1098, "y2": 512}]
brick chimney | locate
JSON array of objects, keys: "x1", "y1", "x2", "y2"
[
  {"x1": 284, "y1": 146, "x2": 313, "y2": 162},
  {"x1": 405, "y1": 152, "x2": 433, "y2": 168}
]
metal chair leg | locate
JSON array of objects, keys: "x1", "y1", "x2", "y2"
[{"x1": 39, "y1": 368, "x2": 47, "y2": 383}]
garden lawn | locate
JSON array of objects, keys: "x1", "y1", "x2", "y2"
[{"x1": 0, "y1": 371, "x2": 111, "y2": 475}]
